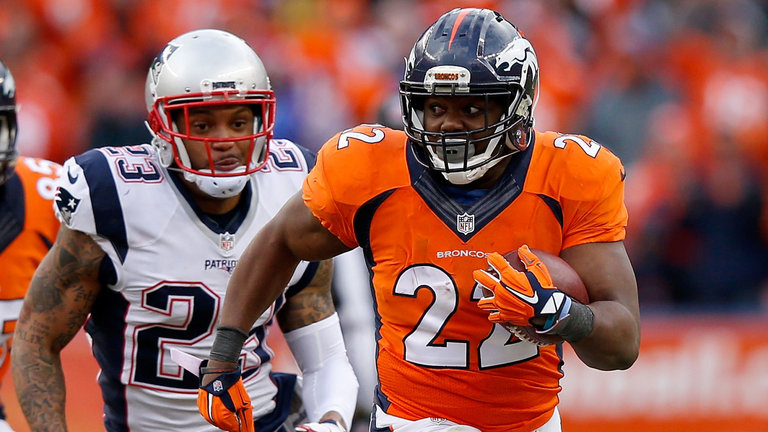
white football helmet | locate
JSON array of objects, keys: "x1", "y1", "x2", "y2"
[{"x1": 145, "y1": 29, "x2": 275, "y2": 198}]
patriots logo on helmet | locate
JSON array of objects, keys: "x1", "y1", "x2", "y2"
[
  {"x1": 149, "y1": 44, "x2": 179, "y2": 86},
  {"x1": 54, "y1": 186, "x2": 81, "y2": 226},
  {"x1": 494, "y1": 38, "x2": 538, "y2": 81}
]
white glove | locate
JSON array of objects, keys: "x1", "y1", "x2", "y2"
[{"x1": 295, "y1": 420, "x2": 345, "y2": 432}]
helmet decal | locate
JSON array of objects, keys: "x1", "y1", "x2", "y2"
[
  {"x1": 149, "y1": 44, "x2": 178, "y2": 87},
  {"x1": 447, "y1": 9, "x2": 472, "y2": 50},
  {"x1": 495, "y1": 39, "x2": 538, "y2": 79}
]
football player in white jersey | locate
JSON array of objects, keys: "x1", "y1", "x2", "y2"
[{"x1": 11, "y1": 29, "x2": 358, "y2": 432}]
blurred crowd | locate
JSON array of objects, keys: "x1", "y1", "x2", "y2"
[{"x1": 2, "y1": 0, "x2": 768, "y2": 312}]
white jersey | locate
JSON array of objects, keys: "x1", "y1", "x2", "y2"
[{"x1": 53, "y1": 140, "x2": 314, "y2": 432}]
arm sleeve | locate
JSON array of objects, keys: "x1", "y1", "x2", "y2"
[{"x1": 283, "y1": 313, "x2": 358, "y2": 428}]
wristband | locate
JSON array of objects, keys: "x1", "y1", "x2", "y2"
[
  {"x1": 550, "y1": 302, "x2": 594, "y2": 343},
  {"x1": 209, "y1": 326, "x2": 248, "y2": 363},
  {"x1": 200, "y1": 365, "x2": 238, "y2": 375}
]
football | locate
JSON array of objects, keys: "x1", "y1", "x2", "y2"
[
  {"x1": 502, "y1": 248, "x2": 589, "y2": 304},
  {"x1": 498, "y1": 248, "x2": 589, "y2": 346}
]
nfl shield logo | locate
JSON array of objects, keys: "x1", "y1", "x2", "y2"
[
  {"x1": 457, "y1": 212, "x2": 475, "y2": 235},
  {"x1": 220, "y1": 232, "x2": 235, "y2": 251}
]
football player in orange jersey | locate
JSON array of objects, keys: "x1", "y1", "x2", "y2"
[
  {"x1": 201, "y1": 8, "x2": 640, "y2": 432},
  {"x1": 0, "y1": 60, "x2": 62, "y2": 432}
]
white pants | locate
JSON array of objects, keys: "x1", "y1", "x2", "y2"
[{"x1": 372, "y1": 405, "x2": 561, "y2": 432}]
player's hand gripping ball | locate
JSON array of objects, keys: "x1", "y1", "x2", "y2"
[{"x1": 474, "y1": 245, "x2": 589, "y2": 346}]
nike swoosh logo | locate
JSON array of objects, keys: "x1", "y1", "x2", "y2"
[
  {"x1": 67, "y1": 167, "x2": 79, "y2": 184},
  {"x1": 503, "y1": 282, "x2": 538, "y2": 304},
  {"x1": 620, "y1": 167, "x2": 626, "y2": 181}
]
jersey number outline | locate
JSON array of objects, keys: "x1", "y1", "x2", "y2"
[
  {"x1": 23, "y1": 158, "x2": 61, "y2": 200},
  {"x1": 130, "y1": 282, "x2": 219, "y2": 390},
  {"x1": 553, "y1": 134, "x2": 601, "y2": 158},
  {"x1": 105, "y1": 146, "x2": 163, "y2": 183},
  {"x1": 337, "y1": 124, "x2": 386, "y2": 149},
  {"x1": 394, "y1": 264, "x2": 538, "y2": 370},
  {"x1": 264, "y1": 141, "x2": 303, "y2": 172}
]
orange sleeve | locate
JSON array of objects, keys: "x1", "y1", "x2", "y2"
[
  {"x1": 302, "y1": 125, "x2": 410, "y2": 248},
  {"x1": 302, "y1": 137, "x2": 360, "y2": 248},
  {"x1": 562, "y1": 149, "x2": 628, "y2": 249},
  {"x1": 529, "y1": 132, "x2": 628, "y2": 250}
]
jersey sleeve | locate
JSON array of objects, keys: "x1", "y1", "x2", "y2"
[
  {"x1": 53, "y1": 154, "x2": 99, "y2": 235},
  {"x1": 558, "y1": 138, "x2": 628, "y2": 249},
  {"x1": 53, "y1": 148, "x2": 130, "y2": 266},
  {"x1": 303, "y1": 124, "x2": 405, "y2": 248},
  {"x1": 529, "y1": 131, "x2": 629, "y2": 250},
  {"x1": 303, "y1": 142, "x2": 358, "y2": 248}
]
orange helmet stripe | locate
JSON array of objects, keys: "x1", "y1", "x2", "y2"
[{"x1": 448, "y1": 9, "x2": 472, "y2": 50}]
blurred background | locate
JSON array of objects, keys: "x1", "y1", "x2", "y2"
[{"x1": 1, "y1": 0, "x2": 768, "y2": 431}]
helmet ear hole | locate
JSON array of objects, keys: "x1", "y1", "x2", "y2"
[{"x1": 507, "y1": 127, "x2": 528, "y2": 152}]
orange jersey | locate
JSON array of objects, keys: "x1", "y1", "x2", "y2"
[
  {"x1": 0, "y1": 156, "x2": 62, "y2": 381},
  {"x1": 303, "y1": 125, "x2": 627, "y2": 432}
]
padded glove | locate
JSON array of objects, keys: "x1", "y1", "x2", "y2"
[
  {"x1": 474, "y1": 245, "x2": 572, "y2": 331},
  {"x1": 197, "y1": 366, "x2": 254, "y2": 432}
]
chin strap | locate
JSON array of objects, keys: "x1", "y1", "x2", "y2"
[{"x1": 183, "y1": 168, "x2": 250, "y2": 198}]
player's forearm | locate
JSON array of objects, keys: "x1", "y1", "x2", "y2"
[
  {"x1": 285, "y1": 313, "x2": 358, "y2": 428},
  {"x1": 12, "y1": 333, "x2": 68, "y2": 431},
  {"x1": 570, "y1": 301, "x2": 640, "y2": 370},
  {"x1": 11, "y1": 229, "x2": 102, "y2": 430},
  {"x1": 219, "y1": 221, "x2": 300, "y2": 332}
]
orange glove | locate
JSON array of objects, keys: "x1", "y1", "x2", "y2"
[
  {"x1": 474, "y1": 245, "x2": 572, "y2": 330},
  {"x1": 197, "y1": 366, "x2": 254, "y2": 432}
]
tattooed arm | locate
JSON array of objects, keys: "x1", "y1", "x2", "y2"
[
  {"x1": 12, "y1": 225, "x2": 104, "y2": 432},
  {"x1": 276, "y1": 259, "x2": 358, "y2": 429},
  {"x1": 277, "y1": 259, "x2": 336, "y2": 332}
]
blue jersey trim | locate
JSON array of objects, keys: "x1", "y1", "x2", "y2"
[
  {"x1": 295, "y1": 143, "x2": 317, "y2": 171},
  {"x1": 284, "y1": 261, "x2": 320, "y2": 298},
  {"x1": 76, "y1": 149, "x2": 129, "y2": 264}
]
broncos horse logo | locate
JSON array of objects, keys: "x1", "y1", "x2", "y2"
[{"x1": 494, "y1": 38, "x2": 538, "y2": 84}]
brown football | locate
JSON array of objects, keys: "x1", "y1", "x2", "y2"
[
  {"x1": 499, "y1": 248, "x2": 589, "y2": 345},
  {"x1": 502, "y1": 248, "x2": 589, "y2": 304}
]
